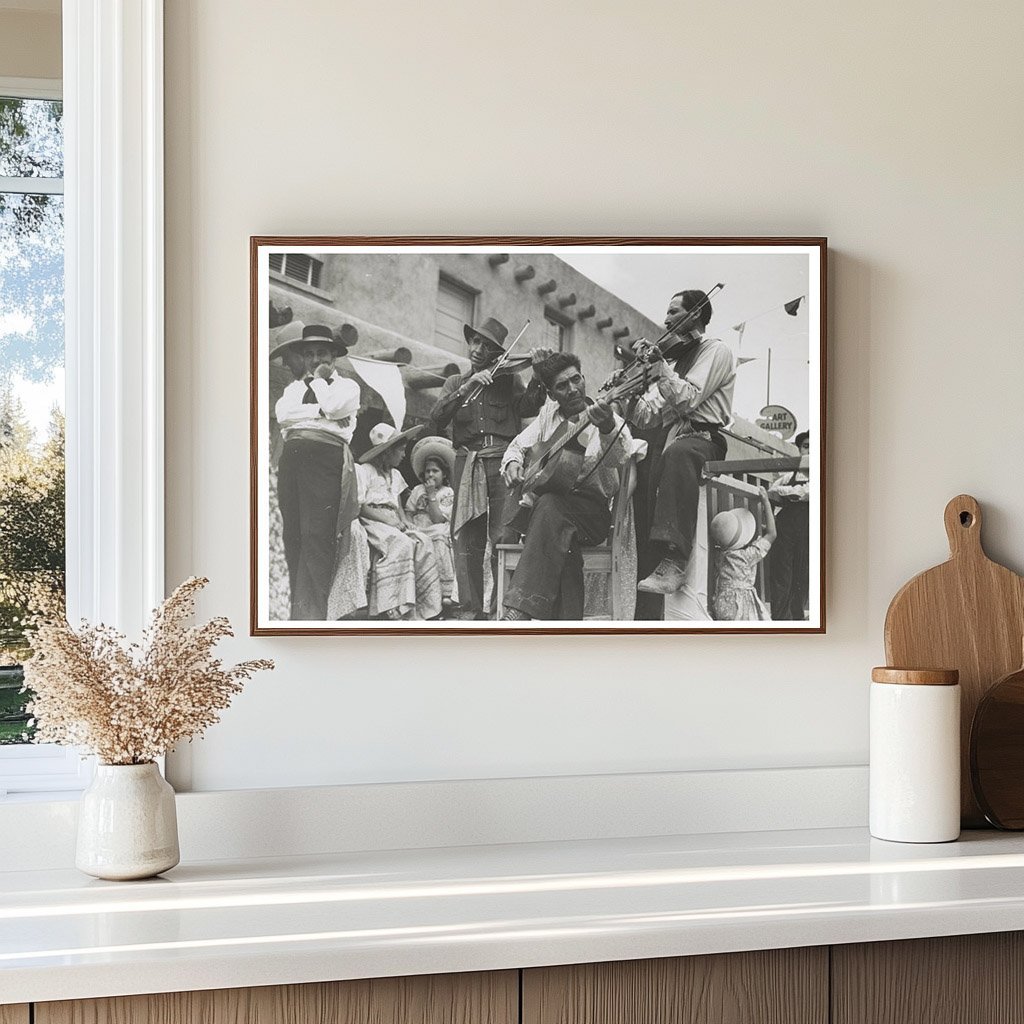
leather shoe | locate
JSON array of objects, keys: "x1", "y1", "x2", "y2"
[{"x1": 637, "y1": 558, "x2": 687, "y2": 594}]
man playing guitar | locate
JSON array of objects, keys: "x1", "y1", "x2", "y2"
[{"x1": 499, "y1": 352, "x2": 634, "y2": 621}]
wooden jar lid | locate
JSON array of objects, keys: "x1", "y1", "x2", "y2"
[{"x1": 871, "y1": 667, "x2": 960, "y2": 686}]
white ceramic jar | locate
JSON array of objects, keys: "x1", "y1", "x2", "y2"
[
  {"x1": 76, "y1": 762, "x2": 180, "y2": 880},
  {"x1": 870, "y1": 667, "x2": 961, "y2": 843}
]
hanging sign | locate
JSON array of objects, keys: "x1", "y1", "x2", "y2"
[{"x1": 756, "y1": 404, "x2": 797, "y2": 439}]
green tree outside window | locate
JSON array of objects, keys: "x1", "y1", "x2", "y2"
[{"x1": 0, "y1": 95, "x2": 65, "y2": 743}]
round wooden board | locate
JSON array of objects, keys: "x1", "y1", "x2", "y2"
[{"x1": 971, "y1": 664, "x2": 1024, "y2": 829}]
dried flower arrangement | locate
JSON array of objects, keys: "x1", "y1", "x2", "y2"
[{"x1": 23, "y1": 577, "x2": 273, "y2": 765}]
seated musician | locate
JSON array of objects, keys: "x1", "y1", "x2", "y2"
[
  {"x1": 499, "y1": 353, "x2": 634, "y2": 621},
  {"x1": 630, "y1": 290, "x2": 736, "y2": 596}
]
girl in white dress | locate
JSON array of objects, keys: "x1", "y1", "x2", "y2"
[{"x1": 356, "y1": 423, "x2": 442, "y2": 621}]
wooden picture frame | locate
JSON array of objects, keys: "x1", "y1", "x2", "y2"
[{"x1": 251, "y1": 236, "x2": 826, "y2": 635}]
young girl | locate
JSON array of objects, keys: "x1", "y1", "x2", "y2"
[
  {"x1": 405, "y1": 436, "x2": 458, "y2": 607},
  {"x1": 710, "y1": 486, "x2": 777, "y2": 621},
  {"x1": 355, "y1": 422, "x2": 442, "y2": 621}
]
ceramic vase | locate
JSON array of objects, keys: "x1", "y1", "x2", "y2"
[{"x1": 75, "y1": 762, "x2": 180, "y2": 880}]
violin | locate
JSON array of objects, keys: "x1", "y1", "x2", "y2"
[
  {"x1": 462, "y1": 319, "x2": 533, "y2": 403},
  {"x1": 485, "y1": 354, "x2": 535, "y2": 378},
  {"x1": 601, "y1": 283, "x2": 725, "y2": 399}
]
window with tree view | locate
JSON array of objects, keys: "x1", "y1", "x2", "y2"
[{"x1": 0, "y1": 94, "x2": 65, "y2": 745}]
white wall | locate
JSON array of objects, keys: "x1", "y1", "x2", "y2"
[{"x1": 163, "y1": 0, "x2": 1024, "y2": 791}]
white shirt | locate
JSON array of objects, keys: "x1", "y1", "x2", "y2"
[
  {"x1": 356, "y1": 464, "x2": 406, "y2": 507},
  {"x1": 501, "y1": 399, "x2": 635, "y2": 500},
  {"x1": 769, "y1": 471, "x2": 809, "y2": 503},
  {"x1": 631, "y1": 337, "x2": 735, "y2": 430},
  {"x1": 275, "y1": 373, "x2": 360, "y2": 444}
]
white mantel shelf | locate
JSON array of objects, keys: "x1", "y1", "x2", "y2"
[{"x1": 5, "y1": 826, "x2": 1024, "y2": 1004}]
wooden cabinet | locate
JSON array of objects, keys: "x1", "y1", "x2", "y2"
[
  {"x1": 18, "y1": 933, "x2": 1024, "y2": 1024},
  {"x1": 832, "y1": 932, "x2": 1024, "y2": 1024},
  {"x1": 522, "y1": 948, "x2": 828, "y2": 1024},
  {"x1": 35, "y1": 972, "x2": 518, "y2": 1024}
]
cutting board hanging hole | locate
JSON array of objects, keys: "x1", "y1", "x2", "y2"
[{"x1": 944, "y1": 494, "x2": 982, "y2": 556}]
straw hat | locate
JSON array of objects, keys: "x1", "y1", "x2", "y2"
[
  {"x1": 410, "y1": 435, "x2": 456, "y2": 480},
  {"x1": 709, "y1": 507, "x2": 757, "y2": 551},
  {"x1": 268, "y1": 320, "x2": 306, "y2": 361},
  {"x1": 359, "y1": 422, "x2": 424, "y2": 464}
]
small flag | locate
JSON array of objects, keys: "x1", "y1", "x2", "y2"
[
  {"x1": 732, "y1": 323, "x2": 746, "y2": 350},
  {"x1": 736, "y1": 356, "x2": 758, "y2": 367},
  {"x1": 784, "y1": 296, "x2": 804, "y2": 316},
  {"x1": 349, "y1": 356, "x2": 406, "y2": 429}
]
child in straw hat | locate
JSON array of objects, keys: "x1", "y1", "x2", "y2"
[
  {"x1": 710, "y1": 487, "x2": 777, "y2": 621},
  {"x1": 355, "y1": 422, "x2": 442, "y2": 620},
  {"x1": 406, "y1": 436, "x2": 459, "y2": 608}
]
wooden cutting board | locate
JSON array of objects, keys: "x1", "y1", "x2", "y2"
[{"x1": 884, "y1": 494, "x2": 1024, "y2": 827}]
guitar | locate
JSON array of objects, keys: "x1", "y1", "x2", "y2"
[{"x1": 519, "y1": 371, "x2": 653, "y2": 499}]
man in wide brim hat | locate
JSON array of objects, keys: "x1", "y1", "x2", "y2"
[
  {"x1": 274, "y1": 324, "x2": 362, "y2": 622},
  {"x1": 410, "y1": 435, "x2": 456, "y2": 481},
  {"x1": 426, "y1": 315, "x2": 548, "y2": 619},
  {"x1": 358, "y1": 422, "x2": 424, "y2": 464}
]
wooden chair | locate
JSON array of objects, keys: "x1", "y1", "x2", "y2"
[{"x1": 495, "y1": 454, "x2": 640, "y2": 621}]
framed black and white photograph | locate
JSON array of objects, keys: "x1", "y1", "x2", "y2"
[{"x1": 250, "y1": 237, "x2": 826, "y2": 635}]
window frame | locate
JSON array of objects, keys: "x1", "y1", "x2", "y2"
[
  {"x1": 0, "y1": 0, "x2": 165, "y2": 799},
  {"x1": 542, "y1": 306, "x2": 573, "y2": 352},
  {"x1": 434, "y1": 273, "x2": 477, "y2": 356},
  {"x1": 269, "y1": 252, "x2": 324, "y2": 289}
]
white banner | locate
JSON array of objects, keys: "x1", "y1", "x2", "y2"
[{"x1": 348, "y1": 356, "x2": 406, "y2": 428}]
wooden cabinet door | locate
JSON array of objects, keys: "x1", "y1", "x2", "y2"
[
  {"x1": 832, "y1": 933, "x2": 1024, "y2": 1024},
  {"x1": 36, "y1": 971, "x2": 518, "y2": 1024},
  {"x1": 0, "y1": 1007, "x2": 29, "y2": 1024},
  {"x1": 523, "y1": 949, "x2": 828, "y2": 1024}
]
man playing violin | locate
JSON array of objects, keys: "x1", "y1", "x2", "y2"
[
  {"x1": 428, "y1": 316, "x2": 549, "y2": 618},
  {"x1": 629, "y1": 289, "x2": 736, "y2": 598},
  {"x1": 500, "y1": 352, "x2": 634, "y2": 621}
]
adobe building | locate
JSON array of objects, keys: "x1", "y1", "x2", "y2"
[{"x1": 267, "y1": 249, "x2": 798, "y2": 461}]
